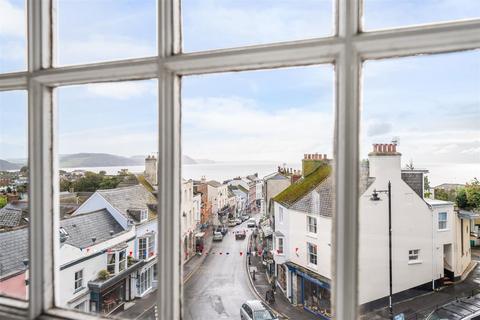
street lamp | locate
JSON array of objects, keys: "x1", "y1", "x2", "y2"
[{"x1": 371, "y1": 181, "x2": 393, "y2": 319}]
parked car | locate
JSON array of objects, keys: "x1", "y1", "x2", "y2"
[
  {"x1": 216, "y1": 225, "x2": 228, "y2": 236},
  {"x1": 241, "y1": 214, "x2": 250, "y2": 222},
  {"x1": 212, "y1": 231, "x2": 223, "y2": 241},
  {"x1": 247, "y1": 218, "x2": 256, "y2": 228},
  {"x1": 240, "y1": 300, "x2": 278, "y2": 320},
  {"x1": 235, "y1": 218, "x2": 242, "y2": 225},
  {"x1": 235, "y1": 230, "x2": 246, "y2": 240},
  {"x1": 228, "y1": 219, "x2": 237, "y2": 227}
]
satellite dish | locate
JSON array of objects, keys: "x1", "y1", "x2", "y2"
[{"x1": 391, "y1": 136, "x2": 400, "y2": 146}]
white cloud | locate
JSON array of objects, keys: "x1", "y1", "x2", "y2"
[
  {"x1": 58, "y1": 35, "x2": 155, "y2": 65},
  {"x1": 182, "y1": 97, "x2": 334, "y2": 162},
  {"x1": 183, "y1": 1, "x2": 332, "y2": 50},
  {"x1": 367, "y1": 120, "x2": 392, "y2": 136},
  {"x1": 0, "y1": 0, "x2": 24, "y2": 38},
  {"x1": 85, "y1": 81, "x2": 156, "y2": 100}
]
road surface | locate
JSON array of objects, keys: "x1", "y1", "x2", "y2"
[{"x1": 183, "y1": 220, "x2": 257, "y2": 320}]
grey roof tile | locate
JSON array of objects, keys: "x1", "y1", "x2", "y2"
[
  {"x1": 0, "y1": 227, "x2": 28, "y2": 278},
  {"x1": 61, "y1": 209, "x2": 125, "y2": 249},
  {"x1": 0, "y1": 207, "x2": 23, "y2": 227},
  {"x1": 97, "y1": 185, "x2": 156, "y2": 218}
]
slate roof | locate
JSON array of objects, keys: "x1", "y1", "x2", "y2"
[
  {"x1": 401, "y1": 171, "x2": 424, "y2": 198},
  {"x1": 97, "y1": 185, "x2": 157, "y2": 219},
  {"x1": 290, "y1": 175, "x2": 334, "y2": 217},
  {"x1": 207, "y1": 180, "x2": 222, "y2": 188},
  {"x1": 60, "y1": 209, "x2": 125, "y2": 249},
  {"x1": 0, "y1": 207, "x2": 23, "y2": 227},
  {"x1": 264, "y1": 172, "x2": 290, "y2": 181},
  {"x1": 0, "y1": 227, "x2": 28, "y2": 279}
]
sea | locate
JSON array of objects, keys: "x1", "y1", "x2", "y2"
[
  {"x1": 61, "y1": 161, "x2": 301, "y2": 182},
  {"x1": 60, "y1": 162, "x2": 479, "y2": 185}
]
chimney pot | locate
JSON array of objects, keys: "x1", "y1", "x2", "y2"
[
  {"x1": 304, "y1": 154, "x2": 307, "y2": 160},
  {"x1": 393, "y1": 144, "x2": 397, "y2": 152}
]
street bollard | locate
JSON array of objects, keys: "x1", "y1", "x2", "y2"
[{"x1": 252, "y1": 269, "x2": 256, "y2": 281}]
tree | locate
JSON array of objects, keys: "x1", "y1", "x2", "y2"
[
  {"x1": 466, "y1": 178, "x2": 480, "y2": 209},
  {"x1": 434, "y1": 188, "x2": 449, "y2": 201},
  {"x1": 0, "y1": 196, "x2": 7, "y2": 208},
  {"x1": 424, "y1": 176, "x2": 431, "y2": 198},
  {"x1": 99, "y1": 170, "x2": 107, "y2": 176},
  {"x1": 456, "y1": 188, "x2": 469, "y2": 209},
  {"x1": 20, "y1": 166, "x2": 28, "y2": 174},
  {"x1": 60, "y1": 179, "x2": 72, "y2": 192}
]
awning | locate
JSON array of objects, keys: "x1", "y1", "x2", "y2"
[
  {"x1": 285, "y1": 261, "x2": 331, "y2": 290},
  {"x1": 458, "y1": 210, "x2": 480, "y2": 220}
]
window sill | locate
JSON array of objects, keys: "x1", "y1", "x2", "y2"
[
  {"x1": 438, "y1": 229, "x2": 450, "y2": 232},
  {"x1": 306, "y1": 233, "x2": 318, "y2": 239},
  {"x1": 408, "y1": 260, "x2": 423, "y2": 265},
  {"x1": 73, "y1": 286, "x2": 86, "y2": 294}
]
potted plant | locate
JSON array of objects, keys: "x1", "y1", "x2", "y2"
[{"x1": 98, "y1": 269, "x2": 109, "y2": 280}]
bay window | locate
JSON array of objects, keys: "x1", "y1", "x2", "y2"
[{"x1": 0, "y1": 1, "x2": 478, "y2": 320}]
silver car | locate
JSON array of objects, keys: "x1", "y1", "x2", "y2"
[
  {"x1": 212, "y1": 231, "x2": 223, "y2": 241},
  {"x1": 240, "y1": 300, "x2": 278, "y2": 320}
]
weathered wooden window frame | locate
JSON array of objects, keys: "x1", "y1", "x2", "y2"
[{"x1": 0, "y1": 0, "x2": 479, "y2": 319}]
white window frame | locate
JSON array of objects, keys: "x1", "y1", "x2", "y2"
[
  {"x1": 0, "y1": 1, "x2": 478, "y2": 319},
  {"x1": 138, "y1": 237, "x2": 148, "y2": 260},
  {"x1": 73, "y1": 270, "x2": 83, "y2": 291},
  {"x1": 307, "y1": 216, "x2": 318, "y2": 234},
  {"x1": 140, "y1": 209, "x2": 148, "y2": 222},
  {"x1": 308, "y1": 242, "x2": 318, "y2": 266},
  {"x1": 438, "y1": 212, "x2": 448, "y2": 230},
  {"x1": 277, "y1": 237, "x2": 284, "y2": 254},
  {"x1": 408, "y1": 249, "x2": 420, "y2": 262}
]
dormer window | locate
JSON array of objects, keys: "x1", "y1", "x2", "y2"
[
  {"x1": 128, "y1": 208, "x2": 148, "y2": 223},
  {"x1": 140, "y1": 209, "x2": 148, "y2": 222},
  {"x1": 59, "y1": 227, "x2": 69, "y2": 243}
]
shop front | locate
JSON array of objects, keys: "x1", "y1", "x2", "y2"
[
  {"x1": 286, "y1": 262, "x2": 331, "y2": 319},
  {"x1": 89, "y1": 259, "x2": 143, "y2": 316}
]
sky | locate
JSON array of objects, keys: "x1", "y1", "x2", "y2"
[{"x1": 0, "y1": 0, "x2": 479, "y2": 185}]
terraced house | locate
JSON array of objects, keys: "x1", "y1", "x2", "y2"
[
  {"x1": 273, "y1": 146, "x2": 473, "y2": 319},
  {"x1": 73, "y1": 184, "x2": 158, "y2": 298}
]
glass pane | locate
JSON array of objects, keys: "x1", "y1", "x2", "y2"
[
  {"x1": 56, "y1": 80, "x2": 158, "y2": 317},
  {"x1": 364, "y1": 0, "x2": 480, "y2": 31},
  {"x1": 57, "y1": 0, "x2": 156, "y2": 66},
  {"x1": 359, "y1": 51, "x2": 480, "y2": 318},
  {"x1": 182, "y1": 66, "x2": 335, "y2": 320},
  {"x1": 182, "y1": 0, "x2": 333, "y2": 52},
  {"x1": 0, "y1": 90, "x2": 29, "y2": 301},
  {"x1": 0, "y1": 0, "x2": 26, "y2": 73}
]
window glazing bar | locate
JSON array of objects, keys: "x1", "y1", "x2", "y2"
[
  {"x1": 32, "y1": 57, "x2": 158, "y2": 87},
  {"x1": 0, "y1": 73, "x2": 28, "y2": 91},
  {"x1": 158, "y1": 1, "x2": 181, "y2": 320},
  {"x1": 334, "y1": 0, "x2": 360, "y2": 319},
  {"x1": 355, "y1": 19, "x2": 480, "y2": 59},
  {"x1": 27, "y1": 0, "x2": 55, "y2": 319}
]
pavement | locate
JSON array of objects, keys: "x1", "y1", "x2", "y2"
[
  {"x1": 362, "y1": 253, "x2": 480, "y2": 320},
  {"x1": 247, "y1": 231, "x2": 319, "y2": 320}
]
